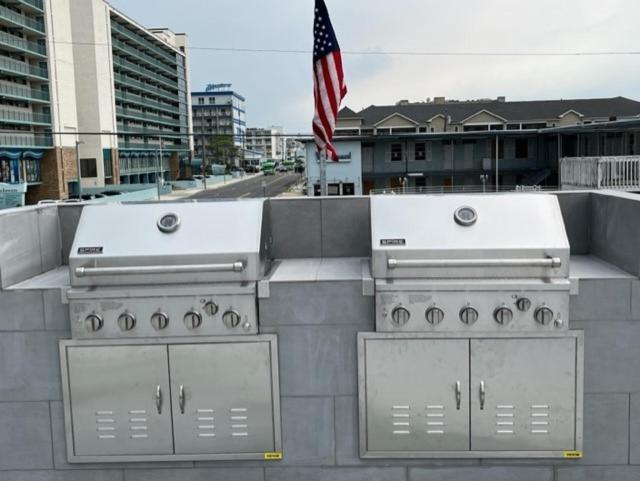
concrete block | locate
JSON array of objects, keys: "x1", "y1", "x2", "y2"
[
  {"x1": 0, "y1": 402, "x2": 52, "y2": 470},
  {"x1": 556, "y1": 466, "x2": 640, "y2": 481},
  {"x1": 265, "y1": 324, "x2": 364, "y2": 396},
  {"x1": 58, "y1": 204, "x2": 83, "y2": 265},
  {"x1": 574, "y1": 320, "x2": 640, "y2": 393},
  {"x1": 632, "y1": 280, "x2": 640, "y2": 321},
  {"x1": 265, "y1": 467, "x2": 407, "y2": 481},
  {"x1": 124, "y1": 469, "x2": 262, "y2": 481},
  {"x1": 279, "y1": 397, "x2": 334, "y2": 466},
  {"x1": 43, "y1": 289, "x2": 69, "y2": 330},
  {"x1": 50, "y1": 401, "x2": 193, "y2": 470},
  {"x1": 321, "y1": 198, "x2": 371, "y2": 258},
  {"x1": 259, "y1": 281, "x2": 374, "y2": 326},
  {"x1": 631, "y1": 393, "x2": 640, "y2": 465},
  {"x1": 38, "y1": 207, "x2": 61, "y2": 273},
  {"x1": 409, "y1": 466, "x2": 553, "y2": 481},
  {"x1": 0, "y1": 471, "x2": 124, "y2": 481},
  {"x1": 0, "y1": 290, "x2": 44, "y2": 330},
  {"x1": 0, "y1": 209, "x2": 42, "y2": 288},
  {"x1": 270, "y1": 199, "x2": 322, "y2": 259},
  {"x1": 581, "y1": 394, "x2": 629, "y2": 465},
  {"x1": 556, "y1": 192, "x2": 590, "y2": 255},
  {"x1": 570, "y1": 279, "x2": 632, "y2": 321},
  {"x1": 0, "y1": 331, "x2": 66, "y2": 401}
]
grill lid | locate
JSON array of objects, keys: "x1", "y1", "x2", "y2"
[
  {"x1": 371, "y1": 194, "x2": 569, "y2": 279},
  {"x1": 69, "y1": 200, "x2": 270, "y2": 287}
]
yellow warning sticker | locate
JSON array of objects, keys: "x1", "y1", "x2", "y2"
[
  {"x1": 264, "y1": 452, "x2": 283, "y2": 461},
  {"x1": 563, "y1": 451, "x2": 583, "y2": 459}
]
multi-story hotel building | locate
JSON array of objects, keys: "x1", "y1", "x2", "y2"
[{"x1": 0, "y1": 0, "x2": 192, "y2": 204}]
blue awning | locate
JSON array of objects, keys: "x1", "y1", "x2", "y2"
[
  {"x1": 0, "y1": 150, "x2": 22, "y2": 160},
  {"x1": 22, "y1": 151, "x2": 44, "y2": 160}
]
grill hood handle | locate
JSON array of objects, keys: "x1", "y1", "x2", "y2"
[
  {"x1": 387, "y1": 257, "x2": 562, "y2": 269},
  {"x1": 75, "y1": 262, "x2": 245, "y2": 277}
]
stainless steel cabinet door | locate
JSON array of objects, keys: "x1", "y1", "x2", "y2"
[
  {"x1": 470, "y1": 338, "x2": 577, "y2": 452},
  {"x1": 364, "y1": 339, "x2": 470, "y2": 453},
  {"x1": 169, "y1": 342, "x2": 275, "y2": 455},
  {"x1": 66, "y1": 346, "x2": 173, "y2": 456}
]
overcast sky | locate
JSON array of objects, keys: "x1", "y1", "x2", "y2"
[{"x1": 109, "y1": 0, "x2": 640, "y2": 133}]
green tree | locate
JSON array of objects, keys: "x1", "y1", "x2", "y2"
[{"x1": 207, "y1": 135, "x2": 239, "y2": 171}]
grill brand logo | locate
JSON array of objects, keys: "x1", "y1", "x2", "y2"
[
  {"x1": 380, "y1": 239, "x2": 406, "y2": 246},
  {"x1": 78, "y1": 247, "x2": 104, "y2": 255}
]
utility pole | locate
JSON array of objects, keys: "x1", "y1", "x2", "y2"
[
  {"x1": 201, "y1": 109, "x2": 207, "y2": 189},
  {"x1": 319, "y1": 150, "x2": 327, "y2": 196},
  {"x1": 495, "y1": 134, "x2": 500, "y2": 193},
  {"x1": 156, "y1": 136, "x2": 163, "y2": 200},
  {"x1": 75, "y1": 140, "x2": 83, "y2": 199}
]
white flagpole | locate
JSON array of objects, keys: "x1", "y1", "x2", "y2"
[{"x1": 320, "y1": 148, "x2": 328, "y2": 196}]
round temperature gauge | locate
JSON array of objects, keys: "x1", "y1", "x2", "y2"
[
  {"x1": 157, "y1": 213, "x2": 181, "y2": 233},
  {"x1": 454, "y1": 206, "x2": 478, "y2": 227}
]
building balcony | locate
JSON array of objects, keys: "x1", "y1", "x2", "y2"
[
  {"x1": 0, "y1": 109, "x2": 51, "y2": 125},
  {"x1": 112, "y1": 38, "x2": 178, "y2": 78},
  {"x1": 113, "y1": 56, "x2": 178, "y2": 92},
  {"x1": 117, "y1": 122, "x2": 180, "y2": 137},
  {"x1": 119, "y1": 140, "x2": 187, "y2": 152},
  {"x1": 115, "y1": 91, "x2": 179, "y2": 116},
  {"x1": 0, "y1": 82, "x2": 49, "y2": 103},
  {"x1": 14, "y1": 0, "x2": 44, "y2": 13},
  {"x1": 561, "y1": 156, "x2": 640, "y2": 191},
  {"x1": 114, "y1": 74, "x2": 178, "y2": 103},
  {"x1": 0, "y1": 4, "x2": 45, "y2": 35},
  {"x1": 115, "y1": 106, "x2": 182, "y2": 128},
  {"x1": 0, "y1": 133, "x2": 52, "y2": 147},
  {"x1": 0, "y1": 30, "x2": 47, "y2": 58},
  {"x1": 0, "y1": 55, "x2": 48, "y2": 80},
  {"x1": 110, "y1": 21, "x2": 176, "y2": 65}
]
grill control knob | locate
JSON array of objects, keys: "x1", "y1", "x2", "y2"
[
  {"x1": 222, "y1": 310, "x2": 241, "y2": 329},
  {"x1": 184, "y1": 311, "x2": 203, "y2": 330},
  {"x1": 150, "y1": 312, "x2": 169, "y2": 331},
  {"x1": 516, "y1": 297, "x2": 532, "y2": 312},
  {"x1": 391, "y1": 306, "x2": 410, "y2": 326},
  {"x1": 459, "y1": 307, "x2": 479, "y2": 325},
  {"x1": 204, "y1": 301, "x2": 219, "y2": 316},
  {"x1": 494, "y1": 306, "x2": 513, "y2": 325},
  {"x1": 84, "y1": 314, "x2": 104, "y2": 332},
  {"x1": 535, "y1": 306, "x2": 554, "y2": 326},
  {"x1": 425, "y1": 307, "x2": 445, "y2": 325},
  {"x1": 117, "y1": 312, "x2": 136, "y2": 331}
]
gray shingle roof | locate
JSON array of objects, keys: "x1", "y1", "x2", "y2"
[{"x1": 342, "y1": 97, "x2": 640, "y2": 125}]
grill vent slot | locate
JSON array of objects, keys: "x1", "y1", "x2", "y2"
[{"x1": 391, "y1": 405, "x2": 412, "y2": 435}]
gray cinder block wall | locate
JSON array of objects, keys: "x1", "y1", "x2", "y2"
[{"x1": 0, "y1": 194, "x2": 639, "y2": 481}]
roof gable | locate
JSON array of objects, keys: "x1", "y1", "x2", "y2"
[
  {"x1": 460, "y1": 110, "x2": 508, "y2": 124},
  {"x1": 375, "y1": 112, "x2": 420, "y2": 127}
]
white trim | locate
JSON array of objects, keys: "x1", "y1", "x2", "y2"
[
  {"x1": 374, "y1": 112, "x2": 420, "y2": 127},
  {"x1": 558, "y1": 109, "x2": 585, "y2": 119},
  {"x1": 460, "y1": 109, "x2": 508, "y2": 124},
  {"x1": 426, "y1": 114, "x2": 446, "y2": 122}
]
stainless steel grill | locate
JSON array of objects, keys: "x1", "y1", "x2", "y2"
[
  {"x1": 359, "y1": 194, "x2": 583, "y2": 459},
  {"x1": 60, "y1": 200, "x2": 282, "y2": 463}
]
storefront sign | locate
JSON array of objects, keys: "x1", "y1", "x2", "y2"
[{"x1": 0, "y1": 183, "x2": 27, "y2": 210}]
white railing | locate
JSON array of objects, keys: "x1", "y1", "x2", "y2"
[
  {"x1": 560, "y1": 156, "x2": 640, "y2": 191},
  {"x1": 369, "y1": 185, "x2": 554, "y2": 195}
]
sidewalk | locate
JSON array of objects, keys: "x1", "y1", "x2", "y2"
[{"x1": 160, "y1": 173, "x2": 263, "y2": 201}]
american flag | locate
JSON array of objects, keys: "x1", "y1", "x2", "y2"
[{"x1": 313, "y1": 0, "x2": 347, "y2": 162}]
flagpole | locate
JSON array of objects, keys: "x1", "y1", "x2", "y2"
[{"x1": 320, "y1": 149, "x2": 328, "y2": 196}]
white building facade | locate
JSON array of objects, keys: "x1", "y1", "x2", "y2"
[{"x1": 305, "y1": 140, "x2": 363, "y2": 196}]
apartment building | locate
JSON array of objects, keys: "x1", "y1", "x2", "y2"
[
  {"x1": 0, "y1": 0, "x2": 192, "y2": 205},
  {"x1": 303, "y1": 96, "x2": 640, "y2": 195},
  {"x1": 246, "y1": 126, "x2": 283, "y2": 161},
  {"x1": 192, "y1": 84, "x2": 246, "y2": 168}
]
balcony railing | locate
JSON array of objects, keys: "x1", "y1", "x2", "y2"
[
  {"x1": 16, "y1": 0, "x2": 44, "y2": 12},
  {"x1": 0, "y1": 4, "x2": 45, "y2": 34},
  {"x1": 112, "y1": 56, "x2": 178, "y2": 91},
  {"x1": 117, "y1": 123, "x2": 179, "y2": 137},
  {"x1": 0, "y1": 30, "x2": 47, "y2": 57},
  {"x1": 111, "y1": 21, "x2": 176, "y2": 65},
  {"x1": 112, "y1": 38, "x2": 177, "y2": 78},
  {"x1": 119, "y1": 141, "x2": 186, "y2": 152},
  {"x1": 114, "y1": 73, "x2": 178, "y2": 103},
  {"x1": 115, "y1": 91, "x2": 179, "y2": 115},
  {"x1": 0, "y1": 133, "x2": 52, "y2": 147},
  {"x1": 0, "y1": 109, "x2": 51, "y2": 125},
  {"x1": 0, "y1": 55, "x2": 48, "y2": 80},
  {"x1": 560, "y1": 156, "x2": 640, "y2": 191},
  {"x1": 0, "y1": 83, "x2": 49, "y2": 102},
  {"x1": 115, "y1": 107, "x2": 182, "y2": 127}
]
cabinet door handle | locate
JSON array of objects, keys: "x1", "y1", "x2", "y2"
[
  {"x1": 155, "y1": 385, "x2": 163, "y2": 415},
  {"x1": 455, "y1": 381, "x2": 462, "y2": 410},
  {"x1": 179, "y1": 385, "x2": 186, "y2": 415},
  {"x1": 479, "y1": 381, "x2": 486, "y2": 410}
]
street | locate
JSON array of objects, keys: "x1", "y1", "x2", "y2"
[{"x1": 189, "y1": 172, "x2": 302, "y2": 199}]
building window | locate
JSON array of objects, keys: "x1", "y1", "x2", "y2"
[
  {"x1": 342, "y1": 183, "x2": 355, "y2": 195},
  {"x1": 391, "y1": 143, "x2": 403, "y2": 162},
  {"x1": 198, "y1": 98, "x2": 204, "y2": 105},
  {"x1": 515, "y1": 139, "x2": 529, "y2": 159},
  {"x1": 415, "y1": 143, "x2": 426, "y2": 161},
  {"x1": 209, "y1": 97, "x2": 215, "y2": 104},
  {"x1": 80, "y1": 158, "x2": 97, "y2": 178},
  {"x1": 328, "y1": 183, "x2": 340, "y2": 196}
]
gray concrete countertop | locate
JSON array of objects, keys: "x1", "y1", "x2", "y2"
[
  {"x1": 267, "y1": 257, "x2": 372, "y2": 283},
  {"x1": 570, "y1": 255, "x2": 637, "y2": 280}
]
